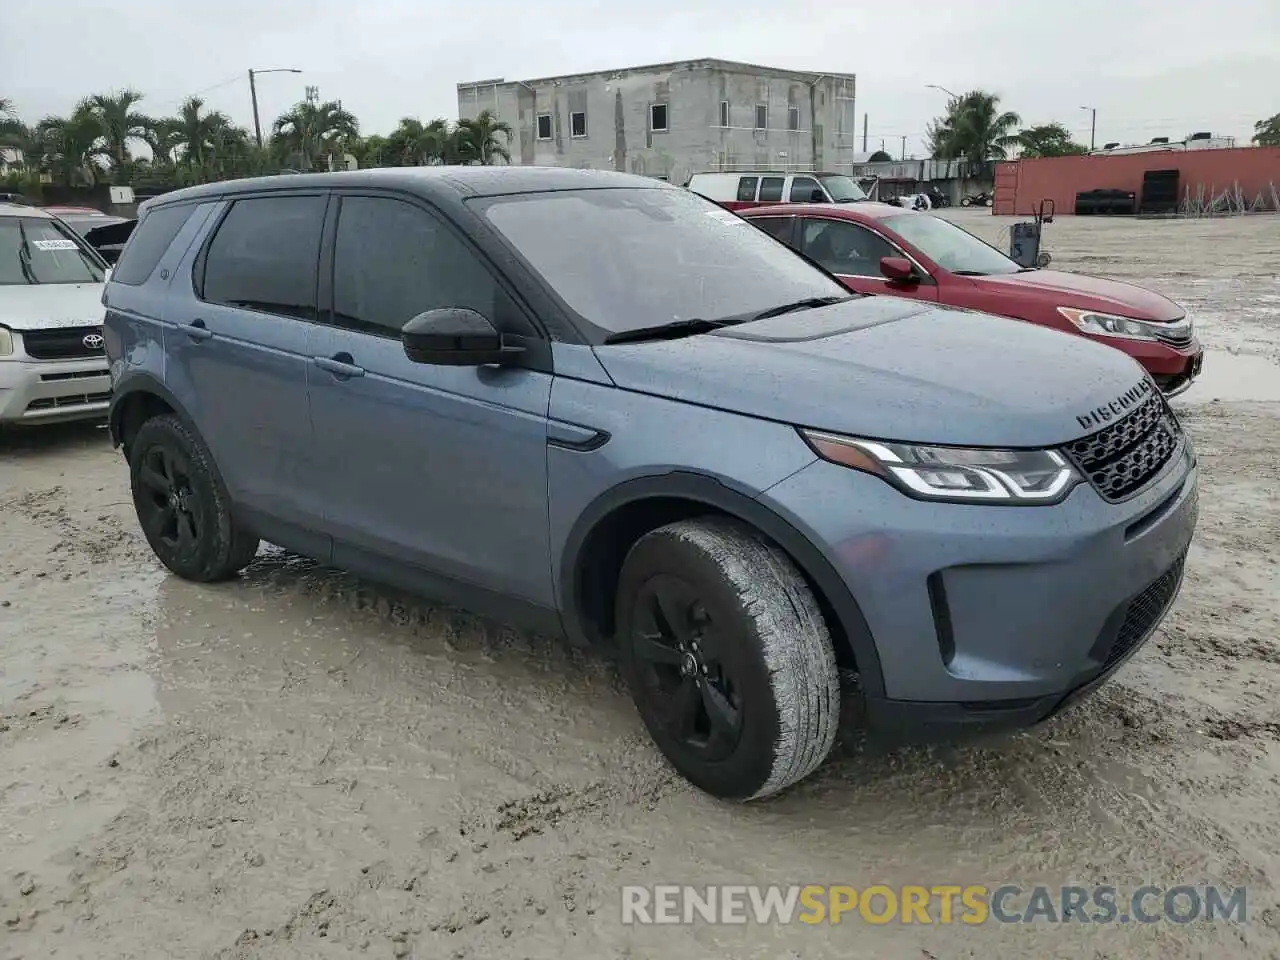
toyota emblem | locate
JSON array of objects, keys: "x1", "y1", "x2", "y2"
[{"x1": 83, "y1": 333, "x2": 105, "y2": 350}]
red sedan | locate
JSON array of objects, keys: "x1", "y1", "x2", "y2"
[{"x1": 740, "y1": 202, "x2": 1203, "y2": 395}]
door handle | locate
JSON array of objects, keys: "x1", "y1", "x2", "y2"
[
  {"x1": 185, "y1": 319, "x2": 213, "y2": 341},
  {"x1": 313, "y1": 352, "x2": 365, "y2": 379}
]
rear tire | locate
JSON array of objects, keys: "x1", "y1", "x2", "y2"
[
  {"x1": 128, "y1": 414, "x2": 260, "y2": 582},
  {"x1": 616, "y1": 517, "x2": 840, "y2": 800}
]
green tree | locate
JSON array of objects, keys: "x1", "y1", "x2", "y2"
[
  {"x1": 452, "y1": 110, "x2": 512, "y2": 165},
  {"x1": 166, "y1": 96, "x2": 239, "y2": 166},
  {"x1": 1016, "y1": 122, "x2": 1088, "y2": 158},
  {"x1": 385, "y1": 117, "x2": 453, "y2": 165},
  {"x1": 1253, "y1": 113, "x2": 1280, "y2": 147},
  {"x1": 33, "y1": 105, "x2": 108, "y2": 185},
  {"x1": 927, "y1": 90, "x2": 1022, "y2": 165},
  {"x1": 272, "y1": 99, "x2": 359, "y2": 170},
  {"x1": 84, "y1": 89, "x2": 154, "y2": 166}
]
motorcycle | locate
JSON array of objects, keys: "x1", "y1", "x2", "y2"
[
  {"x1": 926, "y1": 187, "x2": 950, "y2": 208},
  {"x1": 960, "y1": 190, "x2": 993, "y2": 207}
]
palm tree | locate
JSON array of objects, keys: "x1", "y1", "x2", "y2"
[
  {"x1": 452, "y1": 110, "x2": 512, "y2": 165},
  {"x1": 0, "y1": 98, "x2": 25, "y2": 157},
  {"x1": 165, "y1": 96, "x2": 238, "y2": 167},
  {"x1": 34, "y1": 106, "x2": 108, "y2": 185},
  {"x1": 84, "y1": 89, "x2": 154, "y2": 166},
  {"x1": 385, "y1": 117, "x2": 453, "y2": 165},
  {"x1": 272, "y1": 99, "x2": 359, "y2": 170},
  {"x1": 927, "y1": 91, "x2": 1021, "y2": 166},
  {"x1": 1254, "y1": 112, "x2": 1280, "y2": 147}
]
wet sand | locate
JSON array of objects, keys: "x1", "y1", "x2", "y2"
[{"x1": 2, "y1": 210, "x2": 1279, "y2": 959}]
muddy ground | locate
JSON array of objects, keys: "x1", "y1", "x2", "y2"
[{"x1": 2, "y1": 210, "x2": 1279, "y2": 960}]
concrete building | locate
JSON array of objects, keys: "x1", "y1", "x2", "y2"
[{"x1": 457, "y1": 58, "x2": 856, "y2": 185}]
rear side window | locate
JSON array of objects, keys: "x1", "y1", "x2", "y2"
[
  {"x1": 735, "y1": 177, "x2": 758, "y2": 202},
  {"x1": 199, "y1": 195, "x2": 326, "y2": 320},
  {"x1": 758, "y1": 177, "x2": 784, "y2": 202},
  {"x1": 751, "y1": 216, "x2": 795, "y2": 244},
  {"x1": 112, "y1": 204, "x2": 195, "y2": 286}
]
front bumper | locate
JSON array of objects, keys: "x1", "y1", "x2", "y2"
[
  {"x1": 0, "y1": 357, "x2": 112, "y2": 424},
  {"x1": 1102, "y1": 334, "x2": 1203, "y2": 396},
  {"x1": 761, "y1": 439, "x2": 1198, "y2": 736}
]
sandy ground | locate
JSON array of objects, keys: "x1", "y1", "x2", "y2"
[{"x1": 2, "y1": 210, "x2": 1280, "y2": 960}]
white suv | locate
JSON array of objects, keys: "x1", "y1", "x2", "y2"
[{"x1": 0, "y1": 202, "x2": 112, "y2": 425}]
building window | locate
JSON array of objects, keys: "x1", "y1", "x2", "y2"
[
  {"x1": 650, "y1": 103, "x2": 668, "y2": 132},
  {"x1": 755, "y1": 104, "x2": 768, "y2": 130},
  {"x1": 570, "y1": 111, "x2": 587, "y2": 138},
  {"x1": 536, "y1": 113, "x2": 552, "y2": 140},
  {"x1": 719, "y1": 100, "x2": 729, "y2": 128},
  {"x1": 788, "y1": 106, "x2": 800, "y2": 131}
]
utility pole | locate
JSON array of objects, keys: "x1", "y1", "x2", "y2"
[
  {"x1": 248, "y1": 67, "x2": 304, "y2": 148},
  {"x1": 900, "y1": 136, "x2": 907, "y2": 161},
  {"x1": 862, "y1": 113, "x2": 868, "y2": 152},
  {"x1": 1081, "y1": 106, "x2": 1097, "y2": 151}
]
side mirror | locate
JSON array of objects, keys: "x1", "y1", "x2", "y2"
[
  {"x1": 809, "y1": 188, "x2": 826, "y2": 202},
  {"x1": 880, "y1": 256, "x2": 917, "y2": 283},
  {"x1": 401, "y1": 307, "x2": 523, "y2": 366}
]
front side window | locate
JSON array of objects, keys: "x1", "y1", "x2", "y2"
[
  {"x1": 884, "y1": 213, "x2": 1021, "y2": 276},
  {"x1": 481, "y1": 187, "x2": 849, "y2": 337},
  {"x1": 0, "y1": 216, "x2": 105, "y2": 285},
  {"x1": 800, "y1": 219, "x2": 899, "y2": 277},
  {"x1": 199, "y1": 195, "x2": 326, "y2": 320},
  {"x1": 332, "y1": 196, "x2": 499, "y2": 337},
  {"x1": 790, "y1": 177, "x2": 823, "y2": 202}
]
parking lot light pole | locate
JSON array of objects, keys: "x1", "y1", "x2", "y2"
[
  {"x1": 249, "y1": 68, "x2": 303, "y2": 148},
  {"x1": 1081, "y1": 106, "x2": 1097, "y2": 151},
  {"x1": 925, "y1": 83, "x2": 959, "y2": 100}
]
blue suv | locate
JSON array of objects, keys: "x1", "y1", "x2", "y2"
[{"x1": 103, "y1": 168, "x2": 1198, "y2": 800}]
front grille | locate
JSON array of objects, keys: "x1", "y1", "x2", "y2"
[
  {"x1": 1064, "y1": 391, "x2": 1182, "y2": 502},
  {"x1": 1156, "y1": 329, "x2": 1193, "y2": 348},
  {"x1": 1103, "y1": 552, "x2": 1186, "y2": 669},
  {"x1": 25, "y1": 391, "x2": 111, "y2": 412},
  {"x1": 21, "y1": 326, "x2": 105, "y2": 361}
]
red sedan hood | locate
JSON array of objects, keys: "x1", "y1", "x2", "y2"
[{"x1": 972, "y1": 270, "x2": 1184, "y2": 321}]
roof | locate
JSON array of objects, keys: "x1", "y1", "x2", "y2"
[
  {"x1": 144, "y1": 166, "x2": 672, "y2": 209},
  {"x1": 459, "y1": 57, "x2": 855, "y2": 89},
  {"x1": 739, "y1": 201, "x2": 915, "y2": 221},
  {"x1": 0, "y1": 202, "x2": 52, "y2": 219}
]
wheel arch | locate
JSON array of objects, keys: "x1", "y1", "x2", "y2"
[
  {"x1": 108, "y1": 372, "x2": 198, "y2": 455},
  {"x1": 558, "y1": 471, "x2": 885, "y2": 697}
]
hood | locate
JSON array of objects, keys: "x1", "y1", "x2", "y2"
[
  {"x1": 593, "y1": 297, "x2": 1150, "y2": 448},
  {"x1": 972, "y1": 269, "x2": 1183, "y2": 321},
  {"x1": 0, "y1": 282, "x2": 107, "y2": 331}
]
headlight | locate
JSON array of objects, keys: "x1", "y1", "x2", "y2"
[
  {"x1": 0, "y1": 325, "x2": 12, "y2": 358},
  {"x1": 799, "y1": 429, "x2": 1081, "y2": 504},
  {"x1": 1057, "y1": 307, "x2": 1192, "y2": 343}
]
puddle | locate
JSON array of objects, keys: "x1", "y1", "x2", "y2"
[{"x1": 1180, "y1": 349, "x2": 1280, "y2": 404}]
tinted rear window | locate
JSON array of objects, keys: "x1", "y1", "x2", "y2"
[
  {"x1": 112, "y1": 203, "x2": 196, "y2": 286},
  {"x1": 199, "y1": 195, "x2": 326, "y2": 320}
]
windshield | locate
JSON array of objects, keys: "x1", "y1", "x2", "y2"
[
  {"x1": 481, "y1": 187, "x2": 850, "y2": 336},
  {"x1": 0, "y1": 216, "x2": 106, "y2": 285},
  {"x1": 59, "y1": 215, "x2": 128, "y2": 237},
  {"x1": 884, "y1": 213, "x2": 1021, "y2": 276},
  {"x1": 818, "y1": 175, "x2": 868, "y2": 202}
]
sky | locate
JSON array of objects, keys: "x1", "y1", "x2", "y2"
[{"x1": 3, "y1": 0, "x2": 1277, "y2": 158}]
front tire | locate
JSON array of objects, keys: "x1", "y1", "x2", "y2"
[
  {"x1": 128, "y1": 414, "x2": 260, "y2": 582},
  {"x1": 616, "y1": 518, "x2": 840, "y2": 800},
  {"x1": 960, "y1": 197, "x2": 972, "y2": 206}
]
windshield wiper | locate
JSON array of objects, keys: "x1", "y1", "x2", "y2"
[
  {"x1": 746, "y1": 295, "x2": 853, "y2": 322},
  {"x1": 15, "y1": 220, "x2": 37, "y2": 285},
  {"x1": 950, "y1": 270, "x2": 989, "y2": 277},
  {"x1": 603, "y1": 317, "x2": 734, "y2": 345}
]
